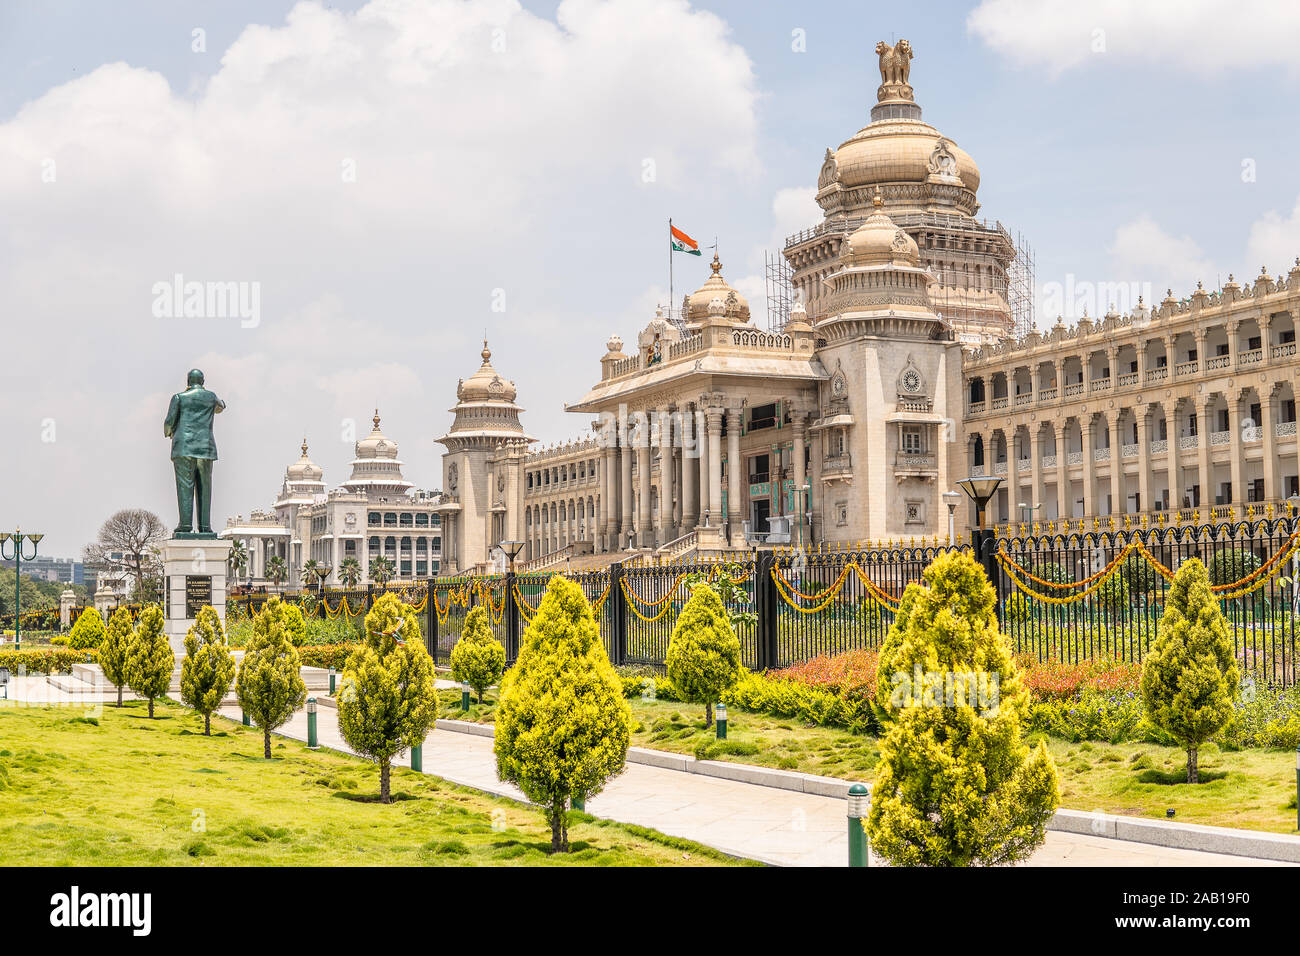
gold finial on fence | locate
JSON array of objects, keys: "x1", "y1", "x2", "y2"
[
  {"x1": 1247, "y1": 505, "x2": 1257, "y2": 521},
  {"x1": 1107, "y1": 515, "x2": 1115, "y2": 532},
  {"x1": 1123, "y1": 514, "x2": 1131, "y2": 531},
  {"x1": 1032, "y1": 521, "x2": 1040, "y2": 536},
  {"x1": 1267, "y1": 502, "x2": 1275, "y2": 519},
  {"x1": 1156, "y1": 511, "x2": 1166, "y2": 527}
]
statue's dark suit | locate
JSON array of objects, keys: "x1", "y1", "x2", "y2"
[{"x1": 164, "y1": 383, "x2": 226, "y2": 534}]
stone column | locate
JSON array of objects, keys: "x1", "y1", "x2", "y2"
[
  {"x1": 698, "y1": 409, "x2": 712, "y2": 524},
  {"x1": 726, "y1": 405, "x2": 743, "y2": 542},
  {"x1": 657, "y1": 405, "x2": 674, "y2": 543},
  {"x1": 1196, "y1": 393, "x2": 1212, "y2": 513},
  {"x1": 1108, "y1": 411, "x2": 1122, "y2": 516},
  {"x1": 681, "y1": 406, "x2": 698, "y2": 529},
  {"x1": 603, "y1": 443, "x2": 617, "y2": 551},
  {"x1": 636, "y1": 427, "x2": 652, "y2": 548},
  {"x1": 1080, "y1": 413, "x2": 1096, "y2": 518},
  {"x1": 1164, "y1": 400, "x2": 1183, "y2": 511},
  {"x1": 707, "y1": 406, "x2": 724, "y2": 531},
  {"x1": 1136, "y1": 406, "x2": 1152, "y2": 514},
  {"x1": 1030, "y1": 425, "x2": 1044, "y2": 520},
  {"x1": 792, "y1": 411, "x2": 808, "y2": 543},
  {"x1": 620, "y1": 426, "x2": 634, "y2": 547},
  {"x1": 1226, "y1": 391, "x2": 1244, "y2": 506},
  {"x1": 59, "y1": 589, "x2": 77, "y2": 630},
  {"x1": 1006, "y1": 428, "x2": 1020, "y2": 525},
  {"x1": 1055, "y1": 421, "x2": 1070, "y2": 521},
  {"x1": 1262, "y1": 384, "x2": 1279, "y2": 502}
]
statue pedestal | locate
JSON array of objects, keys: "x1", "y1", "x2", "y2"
[{"x1": 161, "y1": 537, "x2": 233, "y2": 655}]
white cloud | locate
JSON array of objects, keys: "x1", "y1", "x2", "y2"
[
  {"x1": 1247, "y1": 195, "x2": 1300, "y2": 275},
  {"x1": 1107, "y1": 215, "x2": 1217, "y2": 292},
  {"x1": 0, "y1": 0, "x2": 761, "y2": 554},
  {"x1": 967, "y1": 0, "x2": 1300, "y2": 76}
]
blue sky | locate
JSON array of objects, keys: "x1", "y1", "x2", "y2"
[{"x1": 3, "y1": 0, "x2": 1300, "y2": 555}]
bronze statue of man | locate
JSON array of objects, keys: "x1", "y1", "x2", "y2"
[{"x1": 163, "y1": 369, "x2": 226, "y2": 537}]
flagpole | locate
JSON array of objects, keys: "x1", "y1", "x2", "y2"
[{"x1": 668, "y1": 217, "x2": 674, "y2": 323}]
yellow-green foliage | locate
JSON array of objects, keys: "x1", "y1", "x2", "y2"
[
  {"x1": 283, "y1": 603, "x2": 307, "y2": 646},
  {"x1": 337, "y1": 593, "x2": 438, "y2": 802},
  {"x1": 1140, "y1": 557, "x2": 1240, "y2": 783},
  {"x1": 494, "y1": 575, "x2": 631, "y2": 852},
  {"x1": 664, "y1": 583, "x2": 742, "y2": 728},
  {"x1": 867, "y1": 550, "x2": 1059, "y2": 867},
  {"x1": 99, "y1": 607, "x2": 134, "y2": 705},
  {"x1": 450, "y1": 606, "x2": 506, "y2": 703},
  {"x1": 235, "y1": 596, "x2": 307, "y2": 758},
  {"x1": 180, "y1": 605, "x2": 236, "y2": 735},
  {"x1": 68, "y1": 607, "x2": 106, "y2": 650},
  {"x1": 124, "y1": 605, "x2": 174, "y2": 719}
]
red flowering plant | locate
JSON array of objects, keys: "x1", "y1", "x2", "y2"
[{"x1": 770, "y1": 649, "x2": 879, "y2": 702}]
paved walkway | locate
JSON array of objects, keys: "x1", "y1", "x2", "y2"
[
  {"x1": 214, "y1": 698, "x2": 1289, "y2": 867},
  {"x1": 6, "y1": 675, "x2": 1290, "y2": 866}
]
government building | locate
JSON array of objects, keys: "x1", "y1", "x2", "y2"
[{"x1": 227, "y1": 39, "x2": 1300, "y2": 583}]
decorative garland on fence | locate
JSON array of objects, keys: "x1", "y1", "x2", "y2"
[
  {"x1": 768, "y1": 561, "x2": 904, "y2": 615},
  {"x1": 995, "y1": 530, "x2": 1300, "y2": 606}
]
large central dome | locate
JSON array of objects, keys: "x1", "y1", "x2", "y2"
[{"x1": 816, "y1": 40, "x2": 981, "y2": 220}]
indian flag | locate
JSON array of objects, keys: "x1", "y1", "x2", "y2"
[{"x1": 670, "y1": 224, "x2": 702, "y2": 256}]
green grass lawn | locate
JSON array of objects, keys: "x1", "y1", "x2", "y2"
[
  {"x1": 436, "y1": 689, "x2": 1300, "y2": 834},
  {"x1": 0, "y1": 701, "x2": 752, "y2": 866}
]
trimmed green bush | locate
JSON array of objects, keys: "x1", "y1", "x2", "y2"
[
  {"x1": 665, "y1": 583, "x2": 742, "y2": 729},
  {"x1": 1141, "y1": 557, "x2": 1240, "y2": 782},
  {"x1": 337, "y1": 594, "x2": 437, "y2": 803},
  {"x1": 100, "y1": 607, "x2": 133, "y2": 706},
  {"x1": 494, "y1": 576, "x2": 631, "y2": 853},
  {"x1": 180, "y1": 605, "x2": 236, "y2": 735},
  {"x1": 124, "y1": 605, "x2": 173, "y2": 718},
  {"x1": 449, "y1": 606, "x2": 506, "y2": 703},
  {"x1": 68, "y1": 608, "x2": 106, "y2": 650},
  {"x1": 867, "y1": 550, "x2": 1059, "y2": 866},
  {"x1": 235, "y1": 596, "x2": 307, "y2": 759}
]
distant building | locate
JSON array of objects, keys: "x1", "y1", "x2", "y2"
[{"x1": 1, "y1": 555, "x2": 84, "y2": 587}]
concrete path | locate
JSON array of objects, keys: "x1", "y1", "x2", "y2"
[
  {"x1": 6, "y1": 674, "x2": 1290, "y2": 867},
  {"x1": 215, "y1": 698, "x2": 1290, "y2": 867}
]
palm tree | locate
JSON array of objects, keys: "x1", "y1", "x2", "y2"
[
  {"x1": 339, "y1": 556, "x2": 362, "y2": 588},
  {"x1": 265, "y1": 556, "x2": 288, "y2": 593},
  {"x1": 368, "y1": 555, "x2": 395, "y2": 587},
  {"x1": 301, "y1": 559, "x2": 320, "y2": 590},
  {"x1": 227, "y1": 540, "x2": 249, "y2": 583}
]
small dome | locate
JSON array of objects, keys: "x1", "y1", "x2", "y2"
[
  {"x1": 683, "y1": 254, "x2": 751, "y2": 326},
  {"x1": 457, "y1": 340, "x2": 518, "y2": 403},
  {"x1": 355, "y1": 410, "x2": 399, "y2": 460},
  {"x1": 285, "y1": 438, "x2": 324, "y2": 482},
  {"x1": 841, "y1": 190, "x2": 919, "y2": 265},
  {"x1": 605, "y1": 333, "x2": 624, "y2": 354}
]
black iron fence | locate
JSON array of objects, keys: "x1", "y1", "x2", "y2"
[
  {"x1": 985, "y1": 516, "x2": 1300, "y2": 687},
  {"x1": 202, "y1": 516, "x2": 1300, "y2": 689}
]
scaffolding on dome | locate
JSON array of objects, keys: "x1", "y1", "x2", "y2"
[
  {"x1": 1008, "y1": 230, "x2": 1036, "y2": 338},
  {"x1": 764, "y1": 249, "x2": 795, "y2": 332}
]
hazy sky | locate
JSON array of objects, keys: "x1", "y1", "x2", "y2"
[{"x1": 4, "y1": 0, "x2": 1300, "y2": 556}]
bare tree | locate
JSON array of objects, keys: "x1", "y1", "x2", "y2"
[{"x1": 83, "y1": 509, "x2": 167, "y2": 600}]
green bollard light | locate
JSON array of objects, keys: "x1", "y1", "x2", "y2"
[
  {"x1": 716, "y1": 702, "x2": 727, "y2": 740},
  {"x1": 1295, "y1": 744, "x2": 1299, "y2": 832},
  {"x1": 306, "y1": 697, "x2": 319, "y2": 749},
  {"x1": 847, "y1": 783, "x2": 870, "y2": 868},
  {"x1": 328, "y1": 666, "x2": 336, "y2": 695},
  {"x1": 241, "y1": 709, "x2": 250, "y2": 727},
  {"x1": 411, "y1": 742, "x2": 422, "y2": 773},
  {"x1": 461, "y1": 681, "x2": 471, "y2": 711}
]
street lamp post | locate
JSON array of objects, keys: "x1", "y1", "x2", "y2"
[
  {"x1": 941, "y1": 491, "x2": 963, "y2": 545},
  {"x1": 498, "y1": 539, "x2": 525, "y2": 574},
  {"x1": 955, "y1": 476, "x2": 1004, "y2": 586},
  {"x1": 313, "y1": 565, "x2": 331, "y2": 596},
  {"x1": 1, "y1": 528, "x2": 44, "y2": 652}
]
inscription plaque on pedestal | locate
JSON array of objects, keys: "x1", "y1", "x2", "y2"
[{"x1": 185, "y1": 575, "x2": 213, "y2": 617}]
